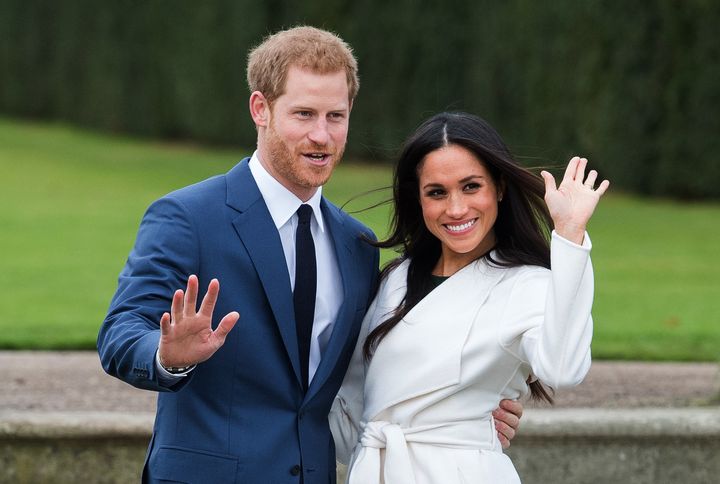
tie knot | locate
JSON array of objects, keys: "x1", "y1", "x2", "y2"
[{"x1": 297, "y1": 204, "x2": 313, "y2": 225}]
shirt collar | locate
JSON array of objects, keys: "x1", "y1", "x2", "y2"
[{"x1": 248, "y1": 151, "x2": 326, "y2": 232}]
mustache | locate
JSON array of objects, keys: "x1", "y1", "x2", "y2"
[{"x1": 297, "y1": 141, "x2": 335, "y2": 152}]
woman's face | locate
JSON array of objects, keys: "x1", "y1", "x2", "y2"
[{"x1": 418, "y1": 144, "x2": 501, "y2": 274}]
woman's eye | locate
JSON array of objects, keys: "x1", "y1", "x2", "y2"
[
  {"x1": 426, "y1": 189, "x2": 445, "y2": 198},
  {"x1": 463, "y1": 183, "x2": 481, "y2": 191}
]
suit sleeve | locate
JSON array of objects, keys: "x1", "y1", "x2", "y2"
[
  {"x1": 97, "y1": 196, "x2": 199, "y2": 392},
  {"x1": 499, "y1": 231, "x2": 594, "y2": 390}
]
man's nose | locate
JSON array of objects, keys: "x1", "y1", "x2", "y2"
[{"x1": 307, "y1": 118, "x2": 329, "y2": 146}]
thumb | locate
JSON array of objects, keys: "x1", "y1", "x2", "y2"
[
  {"x1": 214, "y1": 311, "x2": 240, "y2": 341},
  {"x1": 540, "y1": 171, "x2": 557, "y2": 196}
]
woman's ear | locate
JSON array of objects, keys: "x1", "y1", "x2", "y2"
[
  {"x1": 249, "y1": 91, "x2": 270, "y2": 128},
  {"x1": 497, "y1": 178, "x2": 506, "y2": 202}
]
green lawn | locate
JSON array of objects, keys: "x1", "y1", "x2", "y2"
[{"x1": 1, "y1": 118, "x2": 718, "y2": 361}]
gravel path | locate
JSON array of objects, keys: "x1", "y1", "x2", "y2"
[{"x1": 1, "y1": 351, "x2": 718, "y2": 412}]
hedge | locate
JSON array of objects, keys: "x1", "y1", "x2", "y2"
[{"x1": 1, "y1": 0, "x2": 718, "y2": 198}]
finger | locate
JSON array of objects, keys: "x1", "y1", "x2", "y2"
[
  {"x1": 563, "y1": 156, "x2": 580, "y2": 183},
  {"x1": 494, "y1": 419, "x2": 516, "y2": 442},
  {"x1": 213, "y1": 311, "x2": 240, "y2": 343},
  {"x1": 575, "y1": 157, "x2": 588, "y2": 183},
  {"x1": 498, "y1": 432, "x2": 510, "y2": 449},
  {"x1": 170, "y1": 289, "x2": 184, "y2": 324},
  {"x1": 493, "y1": 408, "x2": 520, "y2": 431},
  {"x1": 199, "y1": 278, "x2": 220, "y2": 317},
  {"x1": 540, "y1": 170, "x2": 557, "y2": 196},
  {"x1": 159, "y1": 312, "x2": 171, "y2": 335},
  {"x1": 184, "y1": 275, "x2": 199, "y2": 316},
  {"x1": 500, "y1": 398, "x2": 524, "y2": 419},
  {"x1": 595, "y1": 179, "x2": 610, "y2": 196},
  {"x1": 584, "y1": 170, "x2": 598, "y2": 189}
]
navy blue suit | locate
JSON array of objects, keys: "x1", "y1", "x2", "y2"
[{"x1": 98, "y1": 159, "x2": 379, "y2": 483}]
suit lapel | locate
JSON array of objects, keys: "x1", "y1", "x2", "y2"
[
  {"x1": 305, "y1": 200, "x2": 358, "y2": 401},
  {"x1": 226, "y1": 160, "x2": 302, "y2": 386}
]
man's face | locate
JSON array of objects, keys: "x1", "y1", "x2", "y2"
[{"x1": 257, "y1": 66, "x2": 351, "y2": 201}]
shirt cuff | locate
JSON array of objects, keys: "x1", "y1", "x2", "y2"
[{"x1": 155, "y1": 349, "x2": 195, "y2": 386}]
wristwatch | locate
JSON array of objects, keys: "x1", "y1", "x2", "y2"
[
  {"x1": 163, "y1": 364, "x2": 194, "y2": 374},
  {"x1": 158, "y1": 353, "x2": 194, "y2": 374}
]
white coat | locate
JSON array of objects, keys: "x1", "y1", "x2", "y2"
[{"x1": 330, "y1": 232, "x2": 595, "y2": 483}]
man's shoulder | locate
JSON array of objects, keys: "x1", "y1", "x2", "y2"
[
  {"x1": 322, "y1": 199, "x2": 376, "y2": 240},
  {"x1": 169, "y1": 173, "x2": 224, "y2": 198},
  {"x1": 159, "y1": 158, "x2": 250, "y2": 209}
]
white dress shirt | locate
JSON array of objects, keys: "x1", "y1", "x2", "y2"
[
  {"x1": 157, "y1": 152, "x2": 343, "y2": 384},
  {"x1": 248, "y1": 151, "x2": 343, "y2": 383}
]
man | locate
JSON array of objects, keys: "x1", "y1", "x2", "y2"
[{"x1": 98, "y1": 26, "x2": 521, "y2": 483}]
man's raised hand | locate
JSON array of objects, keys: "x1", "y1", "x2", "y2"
[{"x1": 158, "y1": 275, "x2": 239, "y2": 368}]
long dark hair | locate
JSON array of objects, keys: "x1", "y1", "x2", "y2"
[{"x1": 364, "y1": 112, "x2": 554, "y2": 403}]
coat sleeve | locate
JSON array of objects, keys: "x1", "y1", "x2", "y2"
[
  {"x1": 499, "y1": 231, "x2": 594, "y2": 390},
  {"x1": 96, "y1": 196, "x2": 199, "y2": 392}
]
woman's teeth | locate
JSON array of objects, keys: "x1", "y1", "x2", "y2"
[{"x1": 446, "y1": 219, "x2": 476, "y2": 232}]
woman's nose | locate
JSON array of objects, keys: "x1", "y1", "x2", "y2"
[{"x1": 445, "y1": 192, "x2": 468, "y2": 218}]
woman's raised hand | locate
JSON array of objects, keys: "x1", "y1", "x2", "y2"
[{"x1": 541, "y1": 156, "x2": 609, "y2": 244}]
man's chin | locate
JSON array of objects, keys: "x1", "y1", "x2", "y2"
[
  {"x1": 298, "y1": 167, "x2": 334, "y2": 189},
  {"x1": 306, "y1": 173, "x2": 333, "y2": 189}
]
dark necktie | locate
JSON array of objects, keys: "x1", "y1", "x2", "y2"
[{"x1": 293, "y1": 204, "x2": 316, "y2": 392}]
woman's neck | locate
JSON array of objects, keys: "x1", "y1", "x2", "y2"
[{"x1": 432, "y1": 237, "x2": 496, "y2": 277}]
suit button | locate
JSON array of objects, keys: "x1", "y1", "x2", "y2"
[{"x1": 290, "y1": 464, "x2": 301, "y2": 476}]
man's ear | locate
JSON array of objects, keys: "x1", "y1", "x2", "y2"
[{"x1": 249, "y1": 91, "x2": 270, "y2": 127}]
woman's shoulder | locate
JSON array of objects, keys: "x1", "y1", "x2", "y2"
[
  {"x1": 482, "y1": 255, "x2": 550, "y2": 289},
  {"x1": 377, "y1": 258, "x2": 410, "y2": 293},
  {"x1": 485, "y1": 251, "x2": 549, "y2": 275},
  {"x1": 498, "y1": 265, "x2": 551, "y2": 296}
]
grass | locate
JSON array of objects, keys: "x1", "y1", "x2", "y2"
[
  {"x1": 0, "y1": 117, "x2": 718, "y2": 361},
  {"x1": 587, "y1": 195, "x2": 720, "y2": 361}
]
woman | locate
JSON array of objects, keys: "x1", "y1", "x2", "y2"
[{"x1": 330, "y1": 112, "x2": 609, "y2": 483}]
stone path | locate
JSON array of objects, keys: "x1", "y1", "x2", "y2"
[{"x1": 1, "y1": 351, "x2": 718, "y2": 412}]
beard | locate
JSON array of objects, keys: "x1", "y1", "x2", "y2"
[{"x1": 264, "y1": 121, "x2": 344, "y2": 191}]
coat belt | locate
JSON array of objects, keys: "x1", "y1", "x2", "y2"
[{"x1": 347, "y1": 418, "x2": 500, "y2": 484}]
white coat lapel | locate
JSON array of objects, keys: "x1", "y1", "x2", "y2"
[{"x1": 364, "y1": 258, "x2": 506, "y2": 420}]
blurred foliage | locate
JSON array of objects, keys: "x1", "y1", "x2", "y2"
[{"x1": 0, "y1": 0, "x2": 718, "y2": 198}]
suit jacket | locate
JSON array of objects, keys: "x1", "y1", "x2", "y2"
[
  {"x1": 97, "y1": 158, "x2": 380, "y2": 484},
  {"x1": 330, "y1": 232, "x2": 594, "y2": 484}
]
